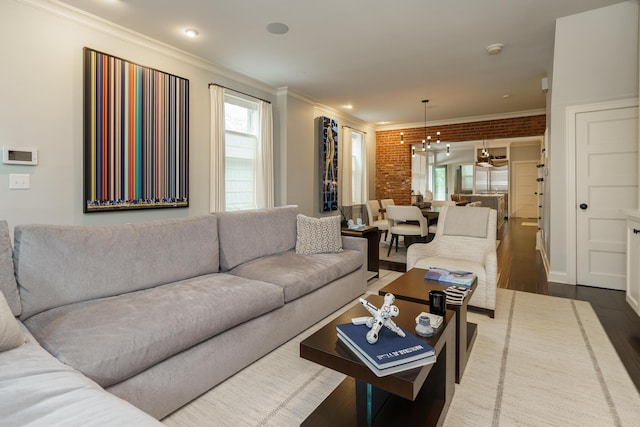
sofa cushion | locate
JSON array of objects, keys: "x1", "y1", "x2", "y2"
[
  {"x1": 0, "y1": 325, "x2": 162, "y2": 426},
  {"x1": 229, "y1": 249, "x2": 363, "y2": 303},
  {"x1": 0, "y1": 291, "x2": 24, "y2": 352},
  {"x1": 217, "y1": 205, "x2": 298, "y2": 272},
  {"x1": 23, "y1": 273, "x2": 283, "y2": 388},
  {"x1": 15, "y1": 215, "x2": 220, "y2": 319},
  {"x1": 295, "y1": 214, "x2": 343, "y2": 254},
  {"x1": 0, "y1": 220, "x2": 20, "y2": 316}
]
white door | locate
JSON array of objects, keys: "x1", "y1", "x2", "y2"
[
  {"x1": 576, "y1": 106, "x2": 638, "y2": 289},
  {"x1": 513, "y1": 161, "x2": 538, "y2": 218}
]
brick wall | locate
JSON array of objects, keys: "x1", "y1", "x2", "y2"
[{"x1": 375, "y1": 115, "x2": 546, "y2": 205}]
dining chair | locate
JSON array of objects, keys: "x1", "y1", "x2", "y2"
[
  {"x1": 407, "y1": 206, "x2": 497, "y2": 318},
  {"x1": 385, "y1": 205, "x2": 430, "y2": 256},
  {"x1": 380, "y1": 199, "x2": 395, "y2": 211},
  {"x1": 365, "y1": 200, "x2": 389, "y2": 241}
]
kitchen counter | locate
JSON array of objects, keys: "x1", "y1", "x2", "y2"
[{"x1": 464, "y1": 194, "x2": 505, "y2": 229}]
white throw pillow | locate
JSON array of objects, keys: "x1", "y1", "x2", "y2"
[
  {"x1": 295, "y1": 214, "x2": 343, "y2": 254},
  {"x1": 0, "y1": 291, "x2": 24, "y2": 352}
]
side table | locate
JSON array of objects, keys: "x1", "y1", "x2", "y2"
[{"x1": 341, "y1": 226, "x2": 379, "y2": 280}]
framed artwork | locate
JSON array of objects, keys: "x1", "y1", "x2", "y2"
[
  {"x1": 83, "y1": 48, "x2": 189, "y2": 212},
  {"x1": 319, "y1": 116, "x2": 339, "y2": 212}
]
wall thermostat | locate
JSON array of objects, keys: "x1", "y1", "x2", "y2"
[{"x1": 2, "y1": 147, "x2": 38, "y2": 165}]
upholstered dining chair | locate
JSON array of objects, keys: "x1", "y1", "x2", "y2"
[
  {"x1": 423, "y1": 190, "x2": 434, "y2": 202},
  {"x1": 385, "y1": 205, "x2": 430, "y2": 257},
  {"x1": 407, "y1": 206, "x2": 497, "y2": 318},
  {"x1": 380, "y1": 199, "x2": 395, "y2": 211},
  {"x1": 365, "y1": 200, "x2": 389, "y2": 241}
]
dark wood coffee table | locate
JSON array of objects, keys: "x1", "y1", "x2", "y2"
[
  {"x1": 300, "y1": 294, "x2": 456, "y2": 427},
  {"x1": 379, "y1": 268, "x2": 478, "y2": 383}
]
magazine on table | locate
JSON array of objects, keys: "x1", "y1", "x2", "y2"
[{"x1": 425, "y1": 267, "x2": 476, "y2": 287}]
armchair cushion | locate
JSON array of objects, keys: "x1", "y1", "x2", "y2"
[{"x1": 442, "y1": 207, "x2": 490, "y2": 238}]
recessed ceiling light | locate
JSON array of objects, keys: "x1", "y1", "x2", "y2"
[
  {"x1": 503, "y1": 94, "x2": 511, "y2": 98},
  {"x1": 184, "y1": 29, "x2": 199, "y2": 38},
  {"x1": 486, "y1": 43, "x2": 504, "y2": 55},
  {"x1": 343, "y1": 105, "x2": 353, "y2": 110},
  {"x1": 266, "y1": 22, "x2": 289, "y2": 35}
]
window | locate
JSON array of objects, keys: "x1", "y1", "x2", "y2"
[
  {"x1": 351, "y1": 131, "x2": 365, "y2": 204},
  {"x1": 224, "y1": 94, "x2": 258, "y2": 211},
  {"x1": 433, "y1": 165, "x2": 448, "y2": 200},
  {"x1": 461, "y1": 164, "x2": 474, "y2": 192}
]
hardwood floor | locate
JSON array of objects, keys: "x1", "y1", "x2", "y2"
[{"x1": 497, "y1": 218, "x2": 640, "y2": 392}]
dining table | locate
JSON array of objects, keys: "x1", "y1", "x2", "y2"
[{"x1": 378, "y1": 204, "x2": 445, "y2": 225}]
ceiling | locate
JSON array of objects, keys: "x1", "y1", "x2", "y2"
[{"x1": 59, "y1": 0, "x2": 626, "y2": 126}]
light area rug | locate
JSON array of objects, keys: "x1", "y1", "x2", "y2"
[{"x1": 162, "y1": 272, "x2": 640, "y2": 426}]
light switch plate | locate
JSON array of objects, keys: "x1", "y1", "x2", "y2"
[{"x1": 9, "y1": 174, "x2": 30, "y2": 189}]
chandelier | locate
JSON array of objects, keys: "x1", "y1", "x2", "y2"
[
  {"x1": 404, "y1": 99, "x2": 448, "y2": 158},
  {"x1": 477, "y1": 139, "x2": 492, "y2": 167}
]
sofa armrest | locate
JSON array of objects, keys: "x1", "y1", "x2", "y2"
[{"x1": 341, "y1": 235, "x2": 367, "y2": 273}]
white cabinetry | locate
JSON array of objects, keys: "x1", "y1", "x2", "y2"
[{"x1": 625, "y1": 210, "x2": 640, "y2": 317}]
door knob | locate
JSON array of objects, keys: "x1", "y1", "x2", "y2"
[{"x1": 579, "y1": 203, "x2": 588, "y2": 210}]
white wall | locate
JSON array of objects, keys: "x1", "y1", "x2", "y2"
[
  {"x1": 279, "y1": 90, "x2": 316, "y2": 215},
  {"x1": 0, "y1": 0, "x2": 279, "y2": 229},
  {"x1": 0, "y1": 0, "x2": 374, "y2": 231},
  {"x1": 548, "y1": 0, "x2": 639, "y2": 283}
]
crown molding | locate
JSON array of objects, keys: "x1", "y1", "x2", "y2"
[
  {"x1": 313, "y1": 103, "x2": 374, "y2": 130},
  {"x1": 276, "y1": 87, "x2": 317, "y2": 105},
  {"x1": 19, "y1": 0, "x2": 278, "y2": 97}
]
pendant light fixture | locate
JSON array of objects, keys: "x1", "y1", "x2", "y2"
[
  {"x1": 400, "y1": 99, "x2": 441, "y2": 152},
  {"x1": 422, "y1": 100, "x2": 428, "y2": 151},
  {"x1": 477, "y1": 139, "x2": 492, "y2": 167}
]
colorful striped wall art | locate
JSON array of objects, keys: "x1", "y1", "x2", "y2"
[{"x1": 83, "y1": 48, "x2": 189, "y2": 212}]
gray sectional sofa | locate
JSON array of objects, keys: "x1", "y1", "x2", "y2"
[{"x1": 0, "y1": 206, "x2": 367, "y2": 425}]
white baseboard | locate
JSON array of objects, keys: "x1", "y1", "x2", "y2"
[{"x1": 548, "y1": 271, "x2": 571, "y2": 285}]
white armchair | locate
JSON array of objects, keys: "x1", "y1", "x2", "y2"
[{"x1": 407, "y1": 206, "x2": 497, "y2": 317}]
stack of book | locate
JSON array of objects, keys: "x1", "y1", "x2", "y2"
[
  {"x1": 424, "y1": 267, "x2": 476, "y2": 287},
  {"x1": 336, "y1": 322, "x2": 436, "y2": 377},
  {"x1": 444, "y1": 286, "x2": 471, "y2": 305}
]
